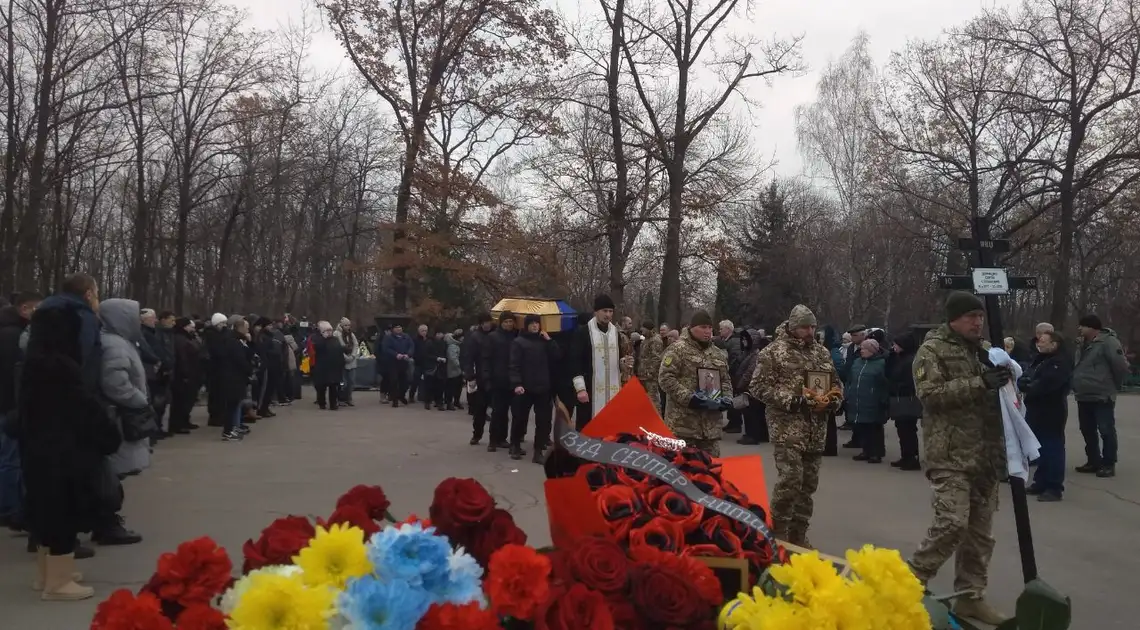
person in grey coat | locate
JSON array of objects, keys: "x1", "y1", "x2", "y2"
[
  {"x1": 333, "y1": 318, "x2": 359, "y2": 406},
  {"x1": 94, "y1": 298, "x2": 148, "y2": 546},
  {"x1": 1073, "y1": 314, "x2": 1130, "y2": 478}
]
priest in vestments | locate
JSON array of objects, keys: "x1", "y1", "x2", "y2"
[{"x1": 567, "y1": 294, "x2": 634, "y2": 430}]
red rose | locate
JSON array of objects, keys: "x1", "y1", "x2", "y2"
[
  {"x1": 630, "y1": 545, "x2": 722, "y2": 608},
  {"x1": 688, "y1": 472, "x2": 724, "y2": 498},
  {"x1": 606, "y1": 596, "x2": 644, "y2": 630},
  {"x1": 595, "y1": 485, "x2": 646, "y2": 541},
  {"x1": 628, "y1": 517, "x2": 685, "y2": 553},
  {"x1": 149, "y1": 537, "x2": 233, "y2": 607},
  {"x1": 698, "y1": 516, "x2": 743, "y2": 556},
  {"x1": 430, "y1": 477, "x2": 495, "y2": 537},
  {"x1": 468, "y1": 508, "x2": 527, "y2": 566},
  {"x1": 241, "y1": 515, "x2": 316, "y2": 574},
  {"x1": 417, "y1": 602, "x2": 502, "y2": 630},
  {"x1": 629, "y1": 562, "x2": 707, "y2": 625},
  {"x1": 536, "y1": 583, "x2": 615, "y2": 630},
  {"x1": 336, "y1": 484, "x2": 391, "y2": 521},
  {"x1": 319, "y1": 504, "x2": 381, "y2": 538},
  {"x1": 646, "y1": 486, "x2": 703, "y2": 534},
  {"x1": 561, "y1": 536, "x2": 630, "y2": 594}
]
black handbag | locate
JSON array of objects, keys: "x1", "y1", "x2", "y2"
[
  {"x1": 889, "y1": 395, "x2": 923, "y2": 419},
  {"x1": 117, "y1": 405, "x2": 159, "y2": 442}
]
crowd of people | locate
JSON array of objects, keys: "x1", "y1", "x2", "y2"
[{"x1": 0, "y1": 272, "x2": 1130, "y2": 617}]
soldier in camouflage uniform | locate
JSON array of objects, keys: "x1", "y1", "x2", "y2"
[
  {"x1": 659, "y1": 310, "x2": 731, "y2": 457},
  {"x1": 909, "y1": 291, "x2": 1009, "y2": 626},
  {"x1": 636, "y1": 321, "x2": 665, "y2": 413},
  {"x1": 749, "y1": 305, "x2": 840, "y2": 547}
]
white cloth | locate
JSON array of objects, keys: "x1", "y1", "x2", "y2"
[
  {"x1": 587, "y1": 317, "x2": 622, "y2": 417},
  {"x1": 988, "y1": 348, "x2": 1041, "y2": 481}
]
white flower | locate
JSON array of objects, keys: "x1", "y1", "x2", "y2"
[{"x1": 219, "y1": 564, "x2": 303, "y2": 614}]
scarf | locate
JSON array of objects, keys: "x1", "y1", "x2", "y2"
[
  {"x1": 988, "y1": 348, "x2": 1041, "y2": 481},
  {"x1": 588, "y1": 317, "x2": 621, "y2": 417}
]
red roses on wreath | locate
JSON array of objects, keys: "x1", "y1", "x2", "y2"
[
  {"x1": 555, "y1": 432, "x2": 785, "y2": 583},
  {"x1": 430, "y1": 477, "x2": 527, "y2": 566}
]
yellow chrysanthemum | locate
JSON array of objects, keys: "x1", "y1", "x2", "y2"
[
  {"x1": 293, "y1": 523, "x2": 372, "y2": 589},
  {"x1": 768, "y1": 550, "x2": 843, "y2": 605},
  {"x1": 228, "y1": 572, "x2": 336, "y2": 630}
]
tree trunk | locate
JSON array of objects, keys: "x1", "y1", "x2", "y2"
[
  {"x1": 1, "y1": 0, "x2": 19, "y2": 294},
  {"x1": 605, "y1": 0, "x2": 629, "y2": 311},
  {"x1": 173, "y1": 162, "x2": 192, "y2": 313}
]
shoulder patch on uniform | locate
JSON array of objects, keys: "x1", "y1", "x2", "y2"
[
  {"x1": 663, "y1": 355, "x2": 673, "y2": 367},
  {"x1": 915, "y1": 364, "x2": 926, "y2": 380}
]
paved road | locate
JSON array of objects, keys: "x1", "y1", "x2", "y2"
[{"x1": 2, "y1": 393, "x2": 1137, "y2": 628}]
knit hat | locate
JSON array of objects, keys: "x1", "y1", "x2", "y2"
[
  {"x1": 1078, "y1": 314, "x2": 1103, "y2": 330},
  {"x1": 689, "y1": 310, "x2": 713, "y2": 328},
  {"x1": 499, "y1": 310, "x2": 515, "y2": 323},
  {"x1": 175, "y1": 317, "x2": 192, "y2": 330},
  {"x1": 210, "y1": 313, "x2": 227, "y2": 327},
  {"x1": 846, "y1": 324, "x2": 866, "y2": 334},
  {"x1": 788, "y1": 305, "x2": 817, "y2": 327},
  {"x1": 340, "y1": 317, "x2": 351, "y2": 327},
  {"x1": 140, "y1": 308, "x2": 156, "y2": 319},
  {"x1": 593, "y1": 294, "x2": 616, "y2": 311},
  {"x1": 944, "y1": 291, "x2": 985, "y2": 322},
  {"x1": 255, "y1": 316, "x2": 272, "y2": 328},
  {"x1": 523, "y1": 314, "x2": 541, "y2": 328}
]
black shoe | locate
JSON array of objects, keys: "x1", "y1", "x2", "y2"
[
  {"x1": 737, "y1": 436, "x2": 760, "y2": 445},
  {"x1": 532, "y1": 449, "x2": 544, "y2": 464},
  {"x1": 1075, "y1": 462, "x2": 1100, "y2": 473},
  {"x1": 223, "y1": 431, "x2": 244, "y2": 441},
  {"x1": 842, "y1": 441, "x2": 859, "y2": 449},
  {"x1": 74, "y1": 543, "x2": 95, "y2": 560},
  {"x1": 329, "y1": 406, "x2": 339, "y2": 411},
  {"x1": 391, "y1": 401, "x2": 399, "y2": 408},
  {"x1": 853, "y1": 453, "x2": 869, "y2": 461},
  {"x1": 1037, "y1": 490, "x2": 1062, "y2": 502},
  {"x1": 509, "y1": 447, "x2": 523, "y2": 460},
  {"x1": 1096, "y1": 465, "x2": 1116, "y2": 478},
  {"x1": 867, "y1": 457, "x2": 882, "y2": 464},
  {"x1": 898, "y1": 459, "x2": 922, "y2": 471},
  {"x1": 446, "y1": 405, "x2": 456, "y2": 411},
  {"x1": 455, "y1": 403, "x2": 464, "y2": 410},
  {"x1": 342, "y1": 401, "x2": 354, "y2": 407},
  {"x1": 318, "y1": 404, "x2": 326, "y2": 410},
  {"x1": 487, "y1": 444, "x2": 497, "y2": 453},
  {"x1": 261, "y1": 410, "x2": 277, "y2": 418},
  {"x1": 93, "y1": 519, "x2": 143, "y2": 546},
  {"x1": 172, "y1": 427, "x2": 191, "y2": 435},
  {"x1": 470, "y1": 437, "x2": 481, "y2": 446},
  {"x1": 187, "y1": 423, "x2": 200, "y2": 430},
  {"x1": 1025, "y1": 484, "x2": 1044, "y2": 495},
  {"x1": 723, "y1": 425, "x2": 742, "y2": 434},
  {"x1": 237, "y1": 425, "x2": 251, "y2": 435},
  {"x1": 424, "y1": 403, "x2": 432, "y2": 410},
  {"x1": 496, "y1": 440, "x2": 510, "y2": 449},
  {"x1": 890, "y1": 459, "x2": 904, "y2": 468}
]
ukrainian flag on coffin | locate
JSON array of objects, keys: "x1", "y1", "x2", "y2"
[{"x1": 490, "y1": 297, "x2": 577, "y2": 333}]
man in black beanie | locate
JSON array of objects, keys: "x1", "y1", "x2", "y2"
[
  {"x1": 908, "y1": 290, "x2": 1009, "y2": 625},
  {"x1": 1072, "y1": 313, "x2": 1129, "y2": 477},
  {"x1": 462, "y1": 312, "x2": 495, "y2": 442},
  {"x1": 482, "y1": 311, "x2": 518, "y2": 452},
  {"x1": 659, "y1": 309, "x2": 732, "y2": 456},
  {"x1": 566, "y1": 294, "x2": 633, "y2": 430}
]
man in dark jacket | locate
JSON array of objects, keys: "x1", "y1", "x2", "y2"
[
  {"x1": 380, "y1": 324, "x2": 414, "y2": 407},
  {"x1": 483, "y1": 312, "x2": 517, "y2": 452},
  {"x1": 1072, "y1": 314, "x2": 1129, "y2": 478},
  {"x1": 509, "y1": 314, "x2": 561, "y2": 462},
  {"x1": 140, "y1": 309, "x2": 174, "y2": 438},
  {"x1": 838, "y1": 324, "x2": 867, "y2": 432},
  {"x1": 462, "y1": 313, "x2": 494, "y2": 444},
  {"x1": 886, "y1": 332, "x2": 922, "y2": 471},
  {"x1": 1018, "y1": 330, "x2": 1072, "y2": 501},
  {"x1": 424, "y1": 331, "x2": 448, "y2": 410},
  {"x1": 0, "y1": 291, "x2": 41, "y2": 530},
  {"x1": 410, "y1": 324, "x2": 431, "y2": 403},
  {"x1": 169, "y1": 318, "x2": 202, "y2": 434},
  {"x1": 255, "y1": 318, "x2": 283, "y2": 418}
]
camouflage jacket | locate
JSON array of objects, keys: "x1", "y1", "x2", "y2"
[
  {"x1": 659, "y1": 330, "x2": 731, "y2": 441},
  {"x1": 636, "y1": 332, "x2": 664, "y2": 384},
  {"x1": 749, "y1": 321, "x2": 840, "y2": 453},
  {"x1": 618, "y1": 330, "x2": 634, "y2": 384},
  {"x1": 913, "y1": 324, "x2": 1006, "y2": 479}
]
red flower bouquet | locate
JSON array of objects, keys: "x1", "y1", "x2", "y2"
[
  {"x1": 417, "y1": 602, "x2": 502, "y2": 630},
  {"x1": 335, "y1": 484, "x2": 392, "y2": 521},
  {"x1": 431, "y1": 478, "x2": 527, "y2": 567},
  {"x1": 91, "y1": 590, "x2": 174, "y2": 630},
  {"x1": 145, "y1": 537, "x2": 233, "y2": 608}
]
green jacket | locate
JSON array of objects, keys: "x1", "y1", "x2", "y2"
[
  {"x1": 659, "y1": 330, "x2": 731, "y2": 441},
  {"x1": 912, "y1": 324, "x2": 1005, "y2": 479},
  {"x1": 1072, "y1": 328, "x2": 1129, "y2": 402}
]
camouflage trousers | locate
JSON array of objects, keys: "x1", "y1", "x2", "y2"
[
  {"x1": 643, "y1": 380, "x2": 661, "y2": 415},
  {"x1": 909, "y1": 470, "x2": 999, "y2": 594},
  {"x1": 770, "y1": 445, "x2": 821, "y2": 546}
]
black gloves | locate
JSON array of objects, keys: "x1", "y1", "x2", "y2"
[
  {"x1": 689, "y1": 391, "x2": 730, "y2": 411},
  {"x1": 688, "y1": 392, "x2": 708, "y2": 409},
  {"x1": 982, "y1": 366, "x2": 1011, "y2": 390}
]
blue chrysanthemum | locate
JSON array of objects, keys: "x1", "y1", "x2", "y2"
[
  {"x1": 431, "y1": 546, "x2": 485, "y2": 606},
  {"x1": 339, "y1": 575, "x2": 431, "y2": 630},
  {"x1": 367, "y1": 523, "x2": 451, "y2": 591}
]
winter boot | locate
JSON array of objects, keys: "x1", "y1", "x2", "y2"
[
  {"x1": 952, "y1": 596, "x2": 1008, "y2": 625},
  {"x1": 32, "y1": 548, "x2": 82, "y2": 591},
  {"x1": 40, "y1": 553, "x2": 94, "y2": 601}
]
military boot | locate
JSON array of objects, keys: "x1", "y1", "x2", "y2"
[{"x1": 953, "y1": 596, "x2": 1008, "y2": 626}]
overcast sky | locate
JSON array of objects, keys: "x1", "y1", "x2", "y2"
[{"x1": 231, "y1": 0, "x2": 1015, "y2": 177}]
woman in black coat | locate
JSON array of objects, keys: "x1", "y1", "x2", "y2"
[
  {"x1": 18, "y1": 289, "x2": 115, "y2": 600},
  {"x1": 886, "y1": 332, "x2": 921, "y2": 470},
  {"x1": 1018, "y1": 330, "x2": 1072, "y2": 501},
  {"x1": 312, "y1": 321, "x2": 346, "y2": 410},
  {"x1": 736, "y1": 331, "x2": 769, "y2": 445},
  {"x1": 209, "y1": 318, "x2": 253, "y2": 440}
]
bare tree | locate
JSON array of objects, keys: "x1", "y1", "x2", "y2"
[{"x1": 614, "y1": 0, "x2": 803, "y2": 326}]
